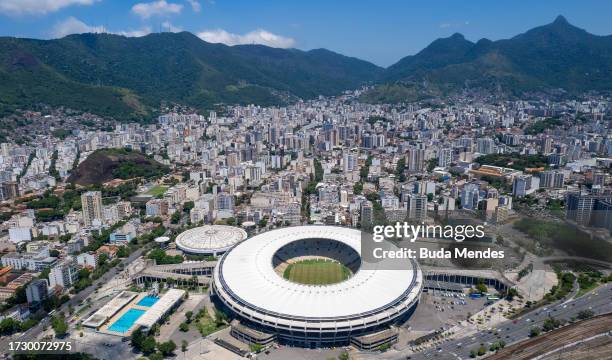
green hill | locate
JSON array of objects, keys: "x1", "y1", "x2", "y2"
[
  {"x1": 67, "y1": 148, "x2": 169, "y2": 185},
  {"x1": 0, "y1": 32, "x2": 382, "y2": 119}
]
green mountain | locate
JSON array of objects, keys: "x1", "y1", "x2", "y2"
[
  {"x1": 2, "y1": 16, "x2": 612, "y2": 115},
  {"x1": 364, "y1": 16, "x2": 612, "y2": 102},
  {"x1": 0, "y1": 32, "x2": 382, "y2": 119},
  {"x1": 383, "y1": 33, "x2": 475, "y2": 81}
]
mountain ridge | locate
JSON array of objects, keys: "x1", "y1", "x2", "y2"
[
  {"x1": 1, "y1": 15, "x2": 612, "y2": 116},
  {"x1": 0, "y1": 31, "x2": 382, "y2": 119},
  {"x1": 367, "y1": 15, "x2": 612, "y2": 102}
]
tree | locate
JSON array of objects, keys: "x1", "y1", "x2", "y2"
[
  {"x1": 506, "y1": 288, "x2": 519, "y2": 301},
  {"x1": 117, "y1": 246, "x2": 129, "y2": 258},
  {"x1": 131, "y1": 328, "x2": 145, "y2": 349},
  {"x1": 353, "y1": 182, "x2": 363, "y2": 195},
  {"x1": 171, "y1": 211, "x2": 181, "y2": 224},
  {"x1": 183, "y1": 201, "x2": 195, "y2": 212},
  {"x1": 148, "y1": 353, "x2": 163, "y2": 360},
  {"x1": 141, "y1": 336, "x2": 156, "y2": 354},
  {"x1": 542, "y1": 317, "x2": 561, "y2": 332},
  {"x1": 185, "y1": 311, "x2": 193, "y2": 323},
  {"x1": 158, "y1": 340, "x2": 176, "y2": 356},
  {"x1": 477, "y1": 345, "x2": 486, "y2": 356},
  {"x1": 577, "y1": 309, "x2": 594, "y2": 320},
  {"x1": 395, "y1": 157, "x2": 406, "y2": 182},
  {"x1": 97, "y1": 253, "x2": 109, "y2": 267},
  {"x1": 51, "y1": 316, "x2": 68, "y2": 338},
  {"x1": 181, "y1": 340, "x2": 188, "y2": 354},
  {"x1": 529, "y1": 326, "x2": 541, "y2": 337},
  {"x1": 0, "y1": 318, "x2": 21, "y2": 335},
  {"x1": 338, "y1": 352, "x2": 349, "y2": 360},
  {"x1": 179, "y1": 322, "x2": 189, "y2": 332},
  {"x1": 475, "y1": 281, "x2": 487, "y2": 294}
]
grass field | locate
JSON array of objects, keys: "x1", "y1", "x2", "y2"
[
  {"x1": 146, "y1": 185, "x2": 168, "y2": 197},
  {"x1": 283, "y1": 259, "x2": 351, "y2": 285}
]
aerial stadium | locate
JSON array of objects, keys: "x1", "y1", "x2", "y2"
[
  {"x1": 175, "y1": 224, "x2": 247, "y2": 256},
  {"x1": 212, "y1": 225, "x2": 423, "y2": 349}
]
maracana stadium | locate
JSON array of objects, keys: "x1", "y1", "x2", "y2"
[{"x1": 212, "y1": 225, "x2": 423, "y2": 349}]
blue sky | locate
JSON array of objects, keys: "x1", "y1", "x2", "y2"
[{"x1": 1, "y1": 0, "x2": 612, "y2": 66}]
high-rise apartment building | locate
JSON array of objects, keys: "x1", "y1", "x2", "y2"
[{"x1": 81, "y1": 191, "x2": 103, "y2": 226}]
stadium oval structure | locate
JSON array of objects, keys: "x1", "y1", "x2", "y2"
[
  {"x1": 175, "y1": 225, "x2": 247, "y2": 256},
  {"x1": 212, "y1": 225, "x2": 423, "y2": 347}
]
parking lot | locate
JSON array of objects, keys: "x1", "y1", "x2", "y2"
[{"x1": 407, "y1": 291, "x2": 488, "y2": 332}]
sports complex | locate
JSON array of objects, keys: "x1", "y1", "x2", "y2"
[
  {"x1": 212, "y1": 225, "x2": 423, "y2": 348},
  {"x1": 175, "y1": 224, "x2": 247, "y2": 256}
]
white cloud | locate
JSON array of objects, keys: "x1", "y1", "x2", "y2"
[
  {"x1": 51, "y1": 16, "x2": 105, "y2": 38},
  {"x1": 161, "y1": 21, "x2": 181, "y2": 33},
  {"x1": 186, "y1": 0, "x2": 201, "y2": 12},
  {"x1": 0, "y1": 0, "x2": 97, "y2": 16},
  {"x1": 115, "y1": 26, "x2": 152, "y2": 37},
  {"x1": 51, "y1": 17, "x2": 151, "y2": 38},
  {"x1": 132, "y1": 0, "x2": 183, "y2": 19},
  {"x1": 197, "y1": 28, "x2": 295, "y2": 48}
]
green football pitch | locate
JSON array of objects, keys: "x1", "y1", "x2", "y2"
[{"x1": 283, "y1": 259, "x2": 352, "y2": 285}]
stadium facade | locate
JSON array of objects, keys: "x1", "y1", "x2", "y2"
[{"x1": 212, "y1": 225, "x2": 423, "y2": 348}]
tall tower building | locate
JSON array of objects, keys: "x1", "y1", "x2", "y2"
[
  {"x1": 437, "y1": 148, "x2": 452, "y2": 168},
  {"x1": 406, "y1": 194, "x2": 427, "y2": 222},
  {"x1": 407, "y1": 147, "x2": 425, "y2": 172},
  {"x1": 81, "y1": 191, "x2": 103, "y2": 226}
]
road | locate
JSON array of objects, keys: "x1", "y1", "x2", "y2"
[
  {"x1": 370, "y1": 282, "x2": 612, "y2": 360},
  {"x1": 487, "y1": 312, "x2": 612, "y2": 359},
  {"x1": 0, "y1": 247, "x2": 147, "y2": 354}
]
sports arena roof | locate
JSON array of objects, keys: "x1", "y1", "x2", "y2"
[
  {"x1": 214, "y1": 226, "x2": 422, "y2": 323},
  {"x1": 175, "y1": 225, "x2": 247, "y2": 254}
]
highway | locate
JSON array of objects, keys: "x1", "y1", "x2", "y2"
[{"x1": 376, "y1": 282, "x2": 612, "y2": 360}]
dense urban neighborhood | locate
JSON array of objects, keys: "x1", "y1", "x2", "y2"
[
  {"x1": 0, "y1": 4, "x2": 611, "y2": 360},
  {"x1": 0, "y1": 88, "x2": 610, "y2": 359}
]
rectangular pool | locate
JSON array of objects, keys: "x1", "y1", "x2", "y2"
[
  {"x1": 107, "y1": 308, "x2": 146, "y2": 334},
  {"x1": 136, "y1": 296, "x2": 159, "y2": 307}
]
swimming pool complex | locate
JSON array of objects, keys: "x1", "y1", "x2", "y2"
[{"x1": 107, "y1": 308, "x2": 146, "y2": 334}]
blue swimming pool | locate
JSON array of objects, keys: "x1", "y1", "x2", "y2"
[
  {"x1": 136, "y1": 296, "x2": 159, "y2": 307},
  {"x1": 107, "y1": 308, "x2": 146, "y2": 334}
]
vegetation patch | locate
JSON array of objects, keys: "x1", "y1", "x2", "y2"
[
  {"x1": 475, "y1": 153, "x2": 548, "y2": 171},
  {"x1": 513, "y1": 218, "x2": 612, "y2": 262},
  {"x1": 67, "y1": 148, "x2": 169, "y2": 185}
]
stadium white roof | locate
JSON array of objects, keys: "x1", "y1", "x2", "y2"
[
  {"x1": 135, "y1": 289, "x2": 185, "y2": 329},
  {"x1": 215, "y1": 226, "x2": 421, "y2": 320},
  {"x1": 175, "y1": 225, "x2": 247, "y2": 254}
]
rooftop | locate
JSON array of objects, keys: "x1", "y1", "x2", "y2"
[{"x1": 175, "y1": 225, "x2": 247, "y2": 254}]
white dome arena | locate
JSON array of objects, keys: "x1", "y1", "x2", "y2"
[
  {"x1": 212, "y1": 225, "x2": 422, "y2": 347},
  {"x1": 175, "y1": 225, "x2": 247, "y2": 256}
]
